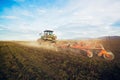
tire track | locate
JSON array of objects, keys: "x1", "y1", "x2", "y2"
[
  {"x1": 0, "y1": 43, "x2": 21, "y2": 80},
  {"x1": 6, "y1": 44, "x2": 27, "y2": 80},
  {"x1": 6, "y1": 42, "x2": 54, "y2": 80},
  {"x1": 13, "y1": 44, "x2": 58, "y2": 79}
]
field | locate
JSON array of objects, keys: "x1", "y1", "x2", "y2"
[{"x1": 0, "y1": 39, "x2": 120, "y2": 80}]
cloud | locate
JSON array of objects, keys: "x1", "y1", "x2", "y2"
[
  {"x1": 0, "y1": 0, "x2": 120, "y2": 40},
  {"x1": 55, "y1": 23, "x2": 116, "y2": 39},
  {"x1": 0, "y1": 15, "x2": 19, "y2": 19}
]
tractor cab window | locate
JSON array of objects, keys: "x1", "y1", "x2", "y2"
[
  {"x1": 44, "y1": 30, "x2": 53, "y2": 36},
  {"x1": 49, "y1": 32, "x2": 53, "y2": 35},
  {"x1": 44, "y1": 32, "x2": 48, "y2": 35}
]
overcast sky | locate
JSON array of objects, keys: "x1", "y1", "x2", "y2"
[{"x1": 0, "y1": 0, "x2": 120, "y2": 40}]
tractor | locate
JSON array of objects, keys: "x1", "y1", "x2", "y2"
[{"x1": 37, "y1": 30, "x2": 57, "y2": 43}]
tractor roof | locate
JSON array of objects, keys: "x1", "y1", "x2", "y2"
[{"x1": 44, "y1": 30, "x2": 53, "y2": 32}]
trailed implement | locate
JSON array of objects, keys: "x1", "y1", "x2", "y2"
[{"x1": 55, "y1": 40, "x2": 114, "y2": 60}]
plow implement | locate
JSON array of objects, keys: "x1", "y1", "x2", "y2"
[{"x1": 54, "y1": 40, "x2": 114, "y2": 60}]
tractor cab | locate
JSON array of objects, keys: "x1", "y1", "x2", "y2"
[
  {"x1": 44, "y1": 30, "x2": 53, "y2": 36},
  {"x1": 39, "y1": 30, "x2": 57, "y2": 42}
]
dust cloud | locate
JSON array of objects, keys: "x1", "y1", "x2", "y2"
[{"x1": 16, "y1": 41, "x2": 57, "y2": 51}]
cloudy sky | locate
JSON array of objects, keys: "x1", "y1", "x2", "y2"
[{"x1": 0, "y1": 0, "x2": 120, "y2": 40}]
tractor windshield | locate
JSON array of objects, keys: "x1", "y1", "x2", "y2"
[
  {"x1": 49, "y1": 32, "x2": 53, "y2": 35},
  {"x1": 44, "y1": 31, "x2": 53, "y2": 35}
]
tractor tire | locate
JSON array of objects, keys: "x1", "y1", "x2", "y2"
[{"x1": 103, "y1": 51, "x2": 114, "y2": 60}]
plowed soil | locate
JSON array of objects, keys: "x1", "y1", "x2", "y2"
[{"x1": 0, "y1": 39, "x2": 120, "y2": 80}]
